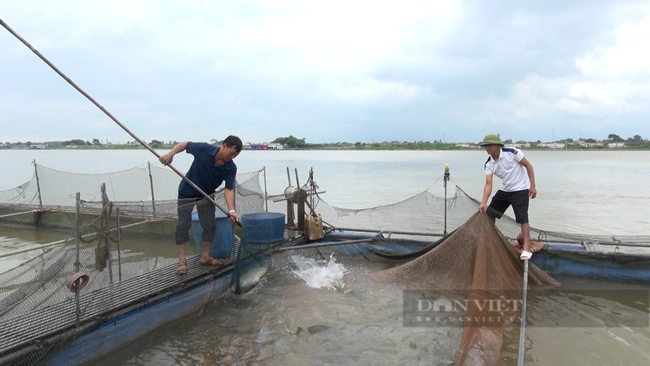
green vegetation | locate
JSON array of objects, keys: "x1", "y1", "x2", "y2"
[
  {"x1": 0, "y1": 139, "x2": 179, "y2": 150},
  {"x1": 2, "y1": 133, "x2": 649, "y2": 150},
  {"x1": 272, "y1": 135, "x2": 306, "y2": 149}
]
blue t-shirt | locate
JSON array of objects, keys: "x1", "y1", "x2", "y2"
[{"x1": 178, "y1": 142, "x2": 237, "y2": 198}]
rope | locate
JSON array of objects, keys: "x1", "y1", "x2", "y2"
[{"x1": 0, "y1": 211, "x2": 33, "y2": 219}]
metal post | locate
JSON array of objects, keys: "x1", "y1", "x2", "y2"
[
  {"x1": 74, "y1": 192, "x2": 81, "y2": 326},
  {"x1": 517, "y1": 259, "x2": 529, "y2": 366},
  {"x1": 105, "y1": 202, "x2": 114, "y2": 284},
  {"x1": 285, "y1": 167, "x2": 295, "y2": 228},
  {"x1": 309, "y1": 168, "x2": 315, "y2": 214},
  {"x1": 443, "y1": 163, "x2": 450, "y2": 236},
  {"x1": 147, "y1": 162, "x2": 157, "y2": 218},
  {"x1": 263, "y1": 166, "x2": 268, "y2": 212},
  {"x1": 101, "y1": 183, "x2": 114, "y2": 284},
  {"x1": 32, "y1": 160, "x2": 44, "y2": 214},
  {"x1": 33, "y1": 160, "x2": 44, "y2": 210},
  {"x1": 294, "y1": 169, "x2": 306, "y2": 231},
  {"x1": 116, "y1": 207, "x2": 122, "y2": 282}
]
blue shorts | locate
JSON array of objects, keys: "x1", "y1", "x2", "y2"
[{"x1": 487, "y1": 189, "x2": 529, "y2": 224}]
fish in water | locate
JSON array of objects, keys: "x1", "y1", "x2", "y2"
[
  {"x1": 231, "y1": 264, "x2": 268, "y2": 294},
  {"x1": 285, "y1": 325, "x2": 331, "y2": 336},
  {"x1": 306, "y1": 325, "x2": 331, "y2": 334}
]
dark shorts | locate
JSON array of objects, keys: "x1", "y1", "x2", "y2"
[
  {"x1": 175, "y1": 195, "x2": 216, "y2": 245},
  {"x1": 487, "y1": 189, "x2": 529, "y2": 224}
]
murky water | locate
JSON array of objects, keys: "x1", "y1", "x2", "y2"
[
  {"x1": 96, "y1": 251, "x2": 463, "y2": 365},
  {"x1": 1, "y1": 150, "x2": 650, "y2": 364},
  {"x1": 1, "y1": 224, "x2": 649, "y2": 365},
  {"x1": 0, "y1": 225, "x2": 71, "y2": 273},
  {"x1": 3, "y1": 149, "x2": 650, "y2": 236},
  {"x1": 86, "y1": 249, "x2": 650, "y2": 366}
]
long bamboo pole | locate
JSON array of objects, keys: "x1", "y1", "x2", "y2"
[{"x1": 0, "y1": 19, "x2": 239, "y2": 226}]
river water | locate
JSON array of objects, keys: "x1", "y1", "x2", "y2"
[
  {"x1": 1, "y1": 149, "x2": 650, "y2": 365},
  {"x1": 3, "y1": 148, "x2": 650, "y2": 235}
]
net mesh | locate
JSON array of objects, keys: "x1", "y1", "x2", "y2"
[
  {"x1": 0, "y1": 165, "x2": 267, "y2": 364},
  {"x1": 1, "y1": 163, "x2": 649, "y2": 364},
  {"x1": 2, "y1": 163, "x2": 649, "y2": 248},
  {"x1": 370, "y1": 212, "x2": 561, "y2": 365}
]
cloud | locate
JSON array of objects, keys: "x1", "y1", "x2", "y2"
[{"x1": 1, "y1": 0, "x2": 649, "y2": 144}]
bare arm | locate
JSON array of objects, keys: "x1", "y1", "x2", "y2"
[
  {"x1": 159, "y1": 141, "x2": 188, "y2": 166},
  {"x1": 478, "y1": 174, "x2": 493, "y2": 212},
  {"x1": 519, "y1": 157, "x2": 537, "y2": 198},
  {"x1": 224, "y1": 188, "x2": 239, "y2": 223}
]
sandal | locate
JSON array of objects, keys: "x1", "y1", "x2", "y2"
[
  {"x1": 199, "y1": 257, "x2": 222, "y2": 267},
  {"x1": 177, "y1": 261, "x2": 188, "y2": 275}
]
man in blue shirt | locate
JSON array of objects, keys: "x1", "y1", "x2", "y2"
[
  {"x1": 160, "y1": 135, "x2": 242, "y2": 275},
  {"x1": 478, "y1": 133, "x2": 537, "y2": 260}
]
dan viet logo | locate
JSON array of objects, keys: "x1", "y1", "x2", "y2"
[
  {"x1": 403, "y1": 289, "x2": 650, "y2": 328},
  {"x1": 408, "y1": 295, "x2": 521, "y2": 327},
  {"x1": 417, "y1": 296, "x2": 523, "y2": 313}
]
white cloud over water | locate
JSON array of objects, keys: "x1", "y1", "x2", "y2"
[{"x1": 1, "y1": 0, "x2": 649, "y2": 144}]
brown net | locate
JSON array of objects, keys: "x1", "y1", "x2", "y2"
[{"x1": 370, "y1": 212, "x2": 560, "y2": 365}]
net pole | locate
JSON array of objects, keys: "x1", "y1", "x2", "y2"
[
  {"x1": 263, "y1": 166, "x2": 268, "y2": 212},
  {"x1": 117, "y1": 207, "x2": 123, "y2": 282},
  {"x1": 107, "y1": 202, "x2": 114, "y2": 284},
  {"x1": 517, "y1": 259, "x2": 529, "y2": 366},
  {"x1": 74, "y1": 192, "x2": 81, "y2": 327},
  {"x1": 101, "y1": 184, "x2": 114, "y2": 284},
  {"x1": 0, "y1": 18, "x2": 239, "y2": 226},
  {"x1": 33, "y1": 160, "x2": 43, "y2": 210},
  {"x1": 147, "y1": 162, "x2": 157, "y2": 219},
  {"x1": 444, "y1": 163, "x2": 450, "y2": 236}
]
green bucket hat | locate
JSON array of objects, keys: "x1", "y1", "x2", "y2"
[{"x1": 479, "y1": 133, "x2": 504, "y2": 146}]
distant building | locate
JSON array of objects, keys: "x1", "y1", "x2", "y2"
[
  {"x1": 510, "y1": 142, "x2": 531, "y2": 148},
  {"x1": 608, "y1": 142, "x2": 626, "y2": 148},
  {"x1": 249, "y1": 144, "x2": 268, "y2": 150},
  {"x1": 267, "y1": 142, "x2": 284, "y2": 150},
  {"x1": 538, "y1": 143, "x2": 566, "y2": 149}
]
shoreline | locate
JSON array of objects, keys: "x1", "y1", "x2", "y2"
[{"x1": 2, "y1": 146, "x2": 649, "y2": 151}]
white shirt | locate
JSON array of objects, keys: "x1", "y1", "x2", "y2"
[{"x1": 484, "y1": 147, "x2": 530, "y2": 192}]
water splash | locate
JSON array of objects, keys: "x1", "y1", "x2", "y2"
[{"x1": 290, "y1": 254, "x2": 348, "y2": 290}]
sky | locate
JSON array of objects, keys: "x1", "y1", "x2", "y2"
[{"x1": 1, "y1": 0, "x2": 649, "y2": 145}]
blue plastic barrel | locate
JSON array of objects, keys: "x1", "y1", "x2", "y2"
[
  {"x1": 191, "y1": 211, "x2": 233, "y2": 258},
  {"x1": 240, "y1": 212, "x2": 286, "y2": 244}
]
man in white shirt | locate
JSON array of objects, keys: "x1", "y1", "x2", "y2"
[{"x1": 478, "y1": 134, "x2": 537, "y2": 260}]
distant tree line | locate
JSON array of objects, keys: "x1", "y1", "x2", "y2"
[
  {"x1": 1, "y1": 133, "x2": 648, "y2": 150},
  {"x1": 272, "y1": 135, "x2": 306, "y2": 149}
]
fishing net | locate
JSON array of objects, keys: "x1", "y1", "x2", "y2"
[
  {"x1": 265, "y1": 183, "x2": 650, "y2": 255},
  {"x1": 230, "y1": 215, "x2": 275, "y2": 295},
  {"x1": 0, "y1": 189, "x2": 139, "y2": 364},
  {"x1": 370, "y1": 212, "x2": 561, "y2": 365},
  {"x1": 1, "y1": 163, "x2": 649, "y2": 365},
  {"x1": 0, "y1": 166, "x2": 269, "y2": 365}
]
